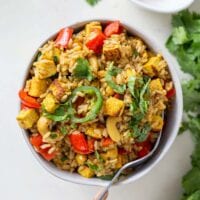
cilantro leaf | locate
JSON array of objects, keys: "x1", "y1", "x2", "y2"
[
  {"x1": 98, "y1": 174, "x2": 114, "y2": 180},
  {"x1": 105, "y1": 63, "x2": 126, "y2": 94},
  {"x1": 73, "y1": 58, "x2": 94, "y2": 81},
  {"x1": 186, "y1": 190, "x2": 200, "y2": 200},
  {"x1": 86, "y1": 0, "x2": 101, "y2": 6},
  {"x1": 172, "y1": 27, "x2": 189, "y2": 45},
  {"x1": 87, "y1": 162, "x2": 100, "y2": 171},
  {"x1": 128, "y1": 76, "x2": 136, "y2": 98},
  {"x1": 43, "y1": 101, "x2": 73, "y2": 122}
]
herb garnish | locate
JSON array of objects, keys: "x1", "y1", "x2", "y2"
[
  {"x1": 105, "y1": 63, "x2": 126, "y2": 94},
  {"x1": 86, "y1": 0, "x2": 101, "y2": 6},
  {"x1": 166, "y1": 10, "x2": 200, "y2": 200},
  {"x1": 73, "y1": 58, "x2": 94, "y2": 81}
]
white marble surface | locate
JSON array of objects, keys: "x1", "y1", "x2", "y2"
[{"x1": 0, "y1": 0, "x2": 199, "y2": 199}]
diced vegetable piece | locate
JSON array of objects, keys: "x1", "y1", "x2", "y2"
[
  {"x1": 16, "y1": 109, "x2": 39, "y2": 129},
  {"x1": 151, "y1": 115, "x2": 164, "y2": 132},
  {"x1": 167, "y1": 88, "x2": 176, "y2": 98},
  {"x1": 49, "y1": 79, "x2": 66, "y2": 101},
  {"x1": 19, "y1": 89, "x2": 41, "y2": 108},
  {"x1": 85, "y1": 21, "x2": 102, "y2": 35},
  {"x1": 101, "y1": 147, "x2": 118, "y2": 160},
  {"x1": 88, "y1": 56, "x2": 99, "y2": 74},
  {"x1": 103, "y1": 40, "x2": 121, "y2": 61},
  {"x1": 34, "y1": 59, "x2": 57, "y2": 79},
  {"x1": 87, "y1": 139, "x2": 95, "y2": 153},
  {"x1": 30, "y1": 134, "x2": 43, "y2": 147},
  {"x1": 101, "y1": 137, "x2": 114, "y2": 147},
  {"x1": 106, "y1": 117, "x2": 121, "y2": 142},
  {"x1": 42, "y1": 93, "x2": 59, "y2": 113},
  {"x1": 28, "y1": 77, "x2": 49, "y2": 97},
  {"x1": 37, "y1": 116, "x2": 52, "y2": 136},
  {"x1": 104, "y1": 97, "x2": 124, "y2": 117},
  {"x1": 143, "y1": 55, "x2": 162, "y2": 77},
  {"x1": 78, "y1": 166, "x2": 94, "y2": 178},
  {"x1": 104, "y1": 21, "x2": 120, "y2": 37},
  {"x1": 39, "y1": 148, "x2": 56, "y2": 161},
  {"x1": 136, "y1": 140, "x2": 152, "y2": 158},
  {"x1": 149, "y1": 78, "x2": 163, "y2": 92},
  {"x1": 86, "y1": 29, "x2": 106, "y2": 54},
  {"x1": 69, "y1": 131, "x2": 90, "y2": 154},
  {"x1": 85, "y1": 127, "x2": 103, "y2": 139},
  {"x1": 55, "y1": 27, "x2": 73, "y2": 48},
  {"x1": 75, "y1": 154, "x2": 87, "y2": 165}
]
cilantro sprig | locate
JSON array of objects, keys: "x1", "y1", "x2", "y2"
[
  {"x1": 86, "y1": 0, "x2": 101, "y2": 6},
  {"x1": 166, "y1": 10, "x2": 200, "y2": 200}
]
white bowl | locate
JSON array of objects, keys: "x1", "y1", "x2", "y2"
[
  {"x1": 130, "y1": 0, "x2": 194, "y2": 13},
  {"x1": 20, "y1": 20, "x2": 183, "y2": 186}
]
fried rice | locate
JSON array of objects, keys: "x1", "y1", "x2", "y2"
[{"x1": 16, "y1": 21, "x2": 174, "y2": 179}]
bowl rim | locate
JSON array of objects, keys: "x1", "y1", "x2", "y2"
[
  {"x1": 129, "y1": 0, "x2": 195, "y2": 13},
  {"x1": 19, "y1": 19, "x2": 183, "y2": 187}
]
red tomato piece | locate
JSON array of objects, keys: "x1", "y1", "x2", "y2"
[
  {"x1": 166, "y1": 88, "x2": 176, "y2": 99},
  {"x1": 69, "y1": 131, "x2": 89, "y2": 154},
  {"x1": 19, "y1": 89, "x2": 41, "y2": 109},
  {"x1": 55, "y1": 27, "x2": 73, "y2": 48},
  {"x1": 104, "y1": 21, "x2": 120, "y2": 37},
  {"x1": 86, "y1": 29, "x2": 106, "y2": 54},
  {"x1": 101, "y1": 137, "x2": 114, "y2": 147}
]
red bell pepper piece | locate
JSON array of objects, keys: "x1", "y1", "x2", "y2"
[
  {"x1": 135, "y1": 141, "x2": 152, "y2": 158},
  {"x1": 30, "y1": 134, "x2": 56, "y2": 161},
  {"x1": 21, "y1": 103, "x2": 30, "y2": 110},
  {"x1": 101, "y1": 137, "x2": 114, "y2": 147},
  {"x1": 30, "y1": 134, "x2": 43, "y2": 147},
  {"x1": 69, "y1": 131, "x2": 90, "y2": 154},
  {"x1": 39, "y1": 148, "x2": 56, "y2": 161},
  {"x1": 19, "y1": 89, "x2": 41, "y2": 109},
  {"x1": 55, "y1": 27, "x2": 73, "y2": 48},
  {"x1": 166, "y1": 88, "x2": 176, "y2": 99},
  {"x1": 86, "y1": 29, "x2": 106, "y2": 54},
  {"x1": 104, "y1": 21, "x2": 121, "y2": 37}
]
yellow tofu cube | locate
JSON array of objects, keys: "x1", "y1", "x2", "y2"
[
  {"x1": 85, "y1": 21, "x2": 102, "y2": 35},
  {"x1": 104, "y1": 97, "x2": 124, "y2": 116},
  {"x1": 78, "y1": 166, "x2": 94, "y2": 178},
  {"x1": 16, "y1": 109, "x2": 39, "y2": 129},
  {"x1": 150, "y1": 78, "x2": 163, "y2": 92},
  {"x1": 28, "y1": 77, "x2": 49, "y2": 97},
  {"x1": 85, "y1": 127, "x2": 103, "y2": 139},
  {"x1": 34, "y1": 59, "x2": 57, "y2": 79},
  {"x1": 151, "y1": 115, "x2": 164, "y2": 132},
  {"x1": 42, "y1": 93, "x2": 58, "y2": 113},
  {"x1": 49, "y1": 79, "x2": 65, "y2": 100},
  {"x1": 143, "y1": 55, "x2": 162, "y2": 77},
  {"x1": 103, "y1": 43, "x2": 121, "y2": 61}
]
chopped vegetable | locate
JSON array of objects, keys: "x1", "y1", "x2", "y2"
[
  {"x1": 104, "y1": 21, "x2": 120, "y2": 37},
  {"x1": 55, "y1": 27, "x2": 73, "y2": 48},
  {"x1": 101, "y1": 137, "x2": 114, "y2": 147},
  {"x1": 86, "y1": 29, "x2": 106, "y2": 54},
  {"x1": 75, "y1": 154, "x2": 87, "y2": 165},
  {"x1": 30, "y1": 134, "x2": 43, "y2": 147},
  {"x1": 69, "y1": 86, "x2": 103, "y2": 123},
  {"x1": 73, "y1": 58, "x2": 94, "y2": 81},
  {"x1": 78, "y1": 166, "x2": 94, "y2": 178},
  {"x1": 69, "y1": 131, "x2": 92, "y2": 154},
  {"x1": 19, "y1": 89, "x2": 41, "y2": 109},
  {"x1": 105, "y1": 63, "x2": 126, "y2": 94}
]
